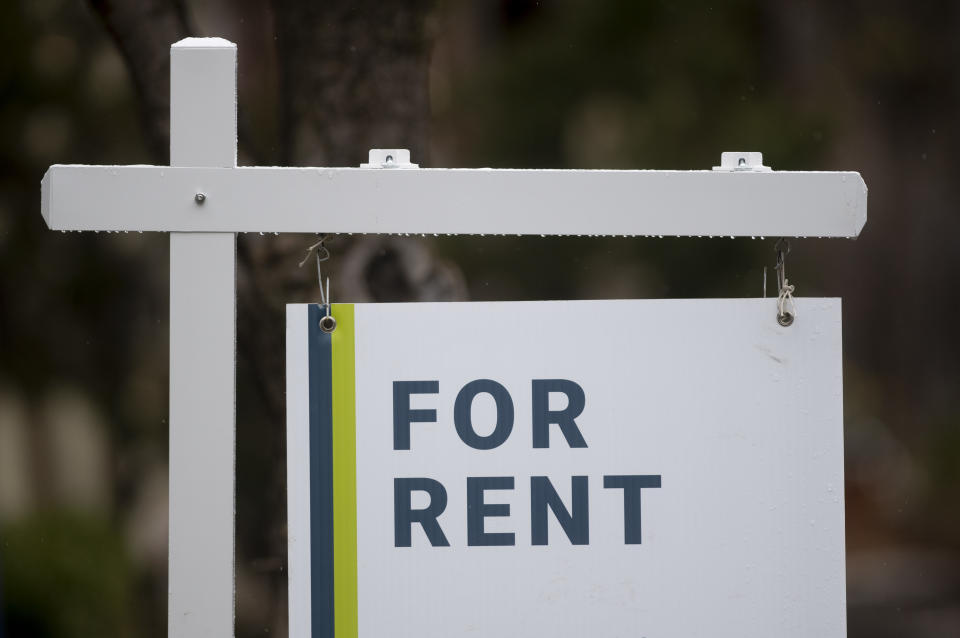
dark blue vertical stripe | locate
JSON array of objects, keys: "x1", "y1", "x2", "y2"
[{"x1": 308, "y1": 304, "x2": 335, "y2": 638}]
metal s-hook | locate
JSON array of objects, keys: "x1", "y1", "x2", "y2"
[
  {"x1": 299, "y1": 234, "x2": 337, "y2": 332},
  {"x1": 774, "y1": 238, "x2": 796, "y2": 326},
  {"x1": 318, "y1": 270, "x2": 336, "y2": 333},
  {"x1": 298, "y1": 234, "x2": 331, "y2": 269}
]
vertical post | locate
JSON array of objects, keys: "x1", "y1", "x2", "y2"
[{"x1": 168, "y1": 38, "x2": 237, "y2": 638}]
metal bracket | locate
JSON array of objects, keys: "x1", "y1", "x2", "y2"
[
  {"x1": 712, "y1": 152, "x2": 771, "y2": 173},
  {"x1": 360, "y1": 148, "x2": 419, "y2": 169}
]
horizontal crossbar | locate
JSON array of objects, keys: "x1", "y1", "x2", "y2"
[{"x1": 41, "y1": 165, "x2": 867, "y2": 237}]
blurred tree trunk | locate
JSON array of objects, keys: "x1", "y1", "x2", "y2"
[
  {"x1": 272, "y1": 0, "x2": 434, "y2": 166},
  {"x1": 87, "y1": 0, "x2": 193, "y2": 162}
]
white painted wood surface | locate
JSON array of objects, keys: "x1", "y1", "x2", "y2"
[
  {"x1": 285, "y1": 308, "x2": 312, "y2": 638},
  {"x1": 40, "y1": 165, "x2": 867, "y2": 238},
  {"x1": 167, "y1": 37, "x2": 237, "y2": 638}
]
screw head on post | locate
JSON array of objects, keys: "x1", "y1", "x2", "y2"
[{"x1": 195, "y1": 192, "x2": 206, "y2": 204}]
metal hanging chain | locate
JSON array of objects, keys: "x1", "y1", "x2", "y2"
[
  {"x1": 299, "y1": 234, "x2": 337, "y2": 332},
  {"x1": 774, "y1": 238, "x2": 796, "y2": 326}
]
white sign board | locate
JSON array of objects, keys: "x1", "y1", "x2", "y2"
[{"x1": 286, "y1": 299, "x2": 846, "y2": 638}]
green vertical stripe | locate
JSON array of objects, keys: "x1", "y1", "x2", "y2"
[{"x1": 330, "y1": 303, "x2": 358, "y2": 638}]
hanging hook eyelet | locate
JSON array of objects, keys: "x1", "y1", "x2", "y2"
[
  {"x1": 319, "y1": 314, "x2": 337, "y2": 333},
  {"x1": 777, "y1": 310, "x2": 794, "y2": 327},
  {"x1": 773, "y1": 238, "x2": 796, "y2": 327}
]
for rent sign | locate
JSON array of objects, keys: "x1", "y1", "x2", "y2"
[{"x1": 286, "y1": 299, "x2": 846, "y2": 638}]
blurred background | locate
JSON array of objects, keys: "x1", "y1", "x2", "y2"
[{"x1": 1, "y1": 0, "x2": 959, "y2": 636}]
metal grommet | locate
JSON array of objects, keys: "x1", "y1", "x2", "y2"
[
  {"x1": 777, "y1": 311, "x2": 794, "y2": 327},
  {"x1": 319, "y1": 314, "x2": 337, "y2": 333}
]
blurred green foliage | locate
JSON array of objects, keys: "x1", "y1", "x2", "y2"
[
  {"x1": 1, "y1": 513, "x2": 133, "y2": 638},
  {"x1": 449, "y1": 0, "x2": 828, "y2": 170}
]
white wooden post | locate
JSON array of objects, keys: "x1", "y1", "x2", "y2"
[{"x1": 168, "y1": 38, "x2": 237, "y2": 638}]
